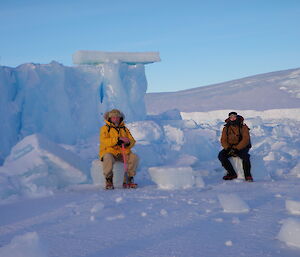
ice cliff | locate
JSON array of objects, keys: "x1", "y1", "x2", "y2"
[{"x1": 0, "y1": 51, "x2": 160, "y2": 163}]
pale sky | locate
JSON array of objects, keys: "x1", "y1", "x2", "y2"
[{"x1": 1, "y1": 0, "x2": 300, "y2": 92}]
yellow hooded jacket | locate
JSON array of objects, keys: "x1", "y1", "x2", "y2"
[{"x1": 99, "y1": 119, "x2": 136, "y2": 159}]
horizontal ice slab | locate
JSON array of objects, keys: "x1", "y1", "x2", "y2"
[
  {"x1": 148, "y1": 166, "x2": 204, "y2": 190},
  {"x1": 73, "y1": 51, "x2": 161, "y2": 65}
]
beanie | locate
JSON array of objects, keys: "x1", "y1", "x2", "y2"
[{"x1": 228, "y1": 111, "x2": 238, "y2": 116}]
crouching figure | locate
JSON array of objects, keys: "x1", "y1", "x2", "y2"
[
  {"x1": 218, "y1": 112, "x2": 253, "y2": 182},
  {"x1": 99, "y1": 109, "x2": 139, "y2": 189}
]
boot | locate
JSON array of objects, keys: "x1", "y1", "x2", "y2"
[
  {"x1": 105, "y1": 176, "x2": 114, "y2": 190},
  {"x1": 245, "y1": 176, "x2": 253, "y2": 182},
  {"x1": 123, "y1": 176, "x2": 138, "y2": 189},
  {"x1": 223, "y1": 173, "x2": 238, "y2": 180}
]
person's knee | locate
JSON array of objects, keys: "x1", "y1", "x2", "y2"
[
  {"x1": 239, "y1": 153, "x2": 250, "y2": 161},
  {"x1": 102, "y1": 154, "x2": 115, "y2": 177},
  {"x1": 218, "y1": 150, "x2": 226, "y2": 161},
  {"x1": 132, "y1": 152, "x2": 138, "y2": 158},
  {"x1": 130, "y1": 153, "x2": 139, "y2": 164},
  {"x1": 128, "y1": 153, "x2": 139, "y2": 176},
  {"x1": 103, "y1": 153, "x2": 114, "y2": 162}
]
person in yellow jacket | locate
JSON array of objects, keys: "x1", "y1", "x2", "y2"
[{"x1": 99, "y1": 109, "x2": 139, "y2": 189}]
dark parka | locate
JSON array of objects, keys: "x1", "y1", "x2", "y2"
[{"x1": 221, "y1": 116, "x2": 250, "y2": 150}]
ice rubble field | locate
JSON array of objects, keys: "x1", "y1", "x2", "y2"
[{"x1": 1, "y1": 109, "x2": 300, "y2": 257}]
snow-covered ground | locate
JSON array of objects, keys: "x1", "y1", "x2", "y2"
[
  {"x1": 1, "y1": 57, "x2": 300, "y2": 256},
  {"x1": 1, "y1": 180, "x2": 300, "y2": 257},
  {"x1": 145, "y1": 68, "x2": 300, "y2": 114},
  {"x1": 1, "y1": 108, "x2": 300, "y2": 257}
]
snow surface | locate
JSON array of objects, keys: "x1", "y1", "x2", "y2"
[
  {"x1": 1, "y1": 107, "x2": 300, "y2": 256},
  {"x1": 181, "y1": 108, "x2": 300, "y2": 124},
  {"x1": 1, "y1": 61, "x2": 300, "y2": 256},
  {"x1": 145, "y1": 68, "x2": 300, "y2": 114}
]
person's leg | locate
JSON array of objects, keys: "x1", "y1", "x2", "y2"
[
  {"x1": 102, "y1": 153, "x2": 116, "y2": 182},
  {"x1": 218, "y1": 149, "x2": 237, "y2": 178},
  {"x1": 127, "y1": 152, "x2": 139, "y2": 177},
  {"x1": 121, "y1": 152, "x2": 139, "y2": 188},
  {"x1": 236, "y1": 149, "x2": 252, "y2": 180}
]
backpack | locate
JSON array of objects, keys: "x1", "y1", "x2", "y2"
[{"x1": 106, "y1": 124, "x2": 127, "y2": 134}]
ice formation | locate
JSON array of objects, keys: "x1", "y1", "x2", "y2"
[
  {"x1": 73, "y1": 50, "x2": 160, "y2": 65},
  {"x1": 218, "y1": 194, "x2": 250, "y2": 213},
  {"x1": 286, "y1": 200, "x2": 300, "y2": 215},
  {"x1": 229, "y1": 157, "x2": 244, "y2": 179},
  {"x1": 0, "y1": 232, "x2": 47, "y2": 257},
  {"x1": 91, "y1": 159, "x2": 125, "y2": 188},
  {"x1": 0, "y1": 51, "x2": 160, "y2": 163},
  {"x1": 278, "y1": 218, "x2": 300, "y2": 248},
  {"x1": 0, "y1": 134, "x2": 89, "y2": 198},
  {"x1": 148, "y1": 166, "x2": 204, "y2": 189}
]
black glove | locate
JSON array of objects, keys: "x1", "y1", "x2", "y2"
[
  {"x1": 117, "y1": 139, "x2": 125, "y2": 146},
  {"x1": 228, "y1": 148, "x2": 238, "y2": 157},
  {"x1": 117, "y1": 138, "x2": 130, "y2": 147}
]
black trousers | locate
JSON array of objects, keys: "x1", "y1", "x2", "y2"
[{"x1": 218, "y1": 148, "x2": 252, "y2": 177}]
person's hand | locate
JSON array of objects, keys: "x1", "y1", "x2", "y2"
[
  {"x1": 227, "y1": 148, "x2": 234, "y2": 156},
  {"x1": 119, "y1": 137, "x2": 130, "y2": 144},
  {"x1": 228, "y1": 148, "x2": 238, "y2": 156},
  {"x1": 233, "y1": 148, "x2": 239, "y2": 155},
  {"x1": 226, "y1": 148, "x2": 232, "y2": 154}
]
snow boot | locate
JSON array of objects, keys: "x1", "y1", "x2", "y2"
[
  {"x1": 223, "y1": 173, "x2": 238, "y2": 180},
  {"x1": 123, "y1": 176, "x2": 138, "y2": 189},
  {"x1": 245, "y1": 176, "x2": 253, "y2": 182},
  {"x1": 105, "y1": 176, "x2": 114, "y2": 190}
]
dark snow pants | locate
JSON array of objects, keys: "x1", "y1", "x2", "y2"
[{"x1": 218, "y1": 148, "x2": 252, "y2": 177}]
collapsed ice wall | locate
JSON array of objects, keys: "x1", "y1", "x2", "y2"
[
  {"x1": 0, "y1": 134, "x2": 89, "y2": 199},
  {"x1": 0, "y1": 51, "x2": 160, "y2": 163}
]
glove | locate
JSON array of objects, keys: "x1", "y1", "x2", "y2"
[
  {"x1": 117, "y1": 138, "x2": 130, "y2": 147},
  {"x1": 228, "y1": 148, "x2": 238, "y2": 157},
  {"x1": 117, "y1": 139, "x2": 125, "y2": 146}
]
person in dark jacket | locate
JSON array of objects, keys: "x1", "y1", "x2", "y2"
[{"x1": 218, "y1": 112, "x2": 253, "y2": 181}]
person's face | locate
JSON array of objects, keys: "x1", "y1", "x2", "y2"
[
  {"x1": 111, "y1": 116, "x2": 120, "y2": 125},
  {"x1": 229, "y1": 114, "x2": 237, "y2": 121}
]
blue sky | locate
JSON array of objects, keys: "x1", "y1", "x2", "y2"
[{"x1": 1, "y1": 0, "x2": 300, "y2": 92}]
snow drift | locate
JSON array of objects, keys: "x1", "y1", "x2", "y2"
[{"x1": 145, "y1": 68, "x2": 300, "y2": 114}]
